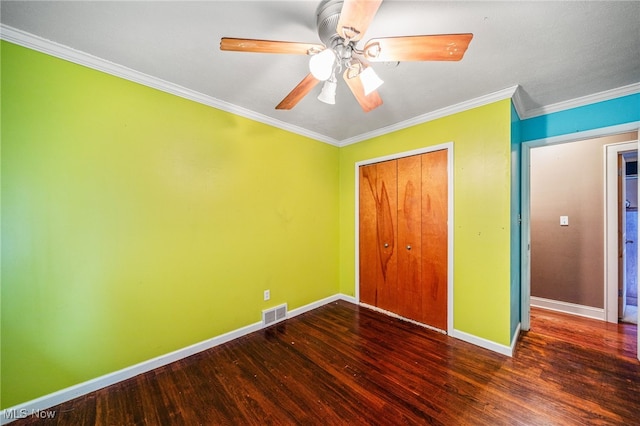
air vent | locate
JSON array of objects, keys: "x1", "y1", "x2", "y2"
[{"x1": 262, "y1": 303, "x2": 288, "y2": 326}]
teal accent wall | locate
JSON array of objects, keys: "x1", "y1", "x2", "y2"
[
  {"x1": 521, "y1": 93, "x2": 640, "y2": 142},
  {"x1": 510, "y1": 102, "x2": 522, "y2": 340}
]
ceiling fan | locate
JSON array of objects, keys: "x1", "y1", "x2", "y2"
[{"x1": 220, "y1": 0, "x2": 473, "y2": 112}]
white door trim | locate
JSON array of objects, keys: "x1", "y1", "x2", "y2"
[
  {"x1": 354, "y1": 142, "x2": 454, "y2": 333},
  {"x1": 520, "y1": 122, "x2": 639, "y2": 353},
  {"x1": 605, "y1": 141, "x2": 638, "y2": 323}
]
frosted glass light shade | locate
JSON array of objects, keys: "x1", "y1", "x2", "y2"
[
  {"x1": 317, "y1": 80, "x2": 337, "y2": 104},
  {"x1": 309, "y1": 49, "x2": 336, "y2": 81},
  {"x1": 360, "y1": 66, "x2": 384, "y2": 95}
]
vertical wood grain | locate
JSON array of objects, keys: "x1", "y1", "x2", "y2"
[
  {"x1": 396, "y1": 155, "x2": 423, "y2": 322},
  {"x1": 360, "y1": 151, "x2": 448, "y2": 330},
  {"x1": 359, "y1": 165, "x2": 378, "y2": 306},
  {"x1": 421, "y1": 150, "x2": 449, "y2": 330},
  {"x1": 359, "y1": 161, "x2": 397, "y2": 311},
  {"x1": 375, "y1": 160, "x2": 398, "y2": 312}
]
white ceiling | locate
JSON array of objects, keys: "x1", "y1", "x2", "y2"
[{"x1": 1, "y1": 1, "x2": 639, "y2": 144}]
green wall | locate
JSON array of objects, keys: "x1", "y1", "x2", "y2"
[
  {"x1": 338, "y1": 100, "x2": 514, "y2": 346},
  {"x1": 1, "y1": 40, "x2": 518, "y2": 409},
  {"x1": 1, "y1": 42, "x2": 340, "y2": 408}
]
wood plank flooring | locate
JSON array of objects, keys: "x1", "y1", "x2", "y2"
[{"x1": 13, "y1": 301, "x2": 640, "y2": 425}]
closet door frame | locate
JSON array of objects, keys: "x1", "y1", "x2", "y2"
[{"x1": 355, "y1": 142, "x2": 454, "y2": 333}]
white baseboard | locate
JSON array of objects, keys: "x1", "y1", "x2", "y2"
[
  {"x1": 450, "y1": 329, "x2": 514, "y2": 357},
  {"x1": 530, "y1": 296, "x2": 606, "y2": 321},
  {"x1": 0, "y1": 293, "x2": 355, "y2": 425},
  {"x1": 358, "y1": 302, "x2": 516, "y2": 357},
  {"x1": 336, "y1": 294, "x2": 358, "y2": 304},
  {"x1": 1, "y1": 293, "x2": 516, "y2": 423},
  {"x1": 288, "y1": 293, "x2": 355, "y2": 318}
]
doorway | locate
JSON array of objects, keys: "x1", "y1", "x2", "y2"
[
  {"x1": 621, "y1": 153, "x2": 638, "y2": 324},
  {"x1": 521, "y1": 126, "x2": 639, "y2": 361},
  {"x1": 605, "y1": 141, "x2": 638, "y2": 325}
]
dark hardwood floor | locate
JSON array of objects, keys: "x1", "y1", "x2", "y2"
[{"x1": 13, "y1": 301, "x2": 640, "y2": 425}]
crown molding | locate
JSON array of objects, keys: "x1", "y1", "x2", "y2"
[
  {"x1": 338, "y1": 86, "x2": 520, "y2": 147},
  {"x1": 523, "y1": 82, "x2": 640, "y2": 119},
  {"x1": 0, "y1": 24, "x2": 341, "y2": 147},
  {"x1": 510, "y1": 85, "x2": 527, "y2": 120},
  {"x1": 2, "y1": 24, "x2": 637, "y2": 146}
]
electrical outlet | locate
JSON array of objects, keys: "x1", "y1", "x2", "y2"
[{"x1": 264, "y1": 290, "x2": 270, "y2": 301}]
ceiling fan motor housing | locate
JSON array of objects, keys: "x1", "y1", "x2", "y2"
[
  {"x1": 220, "y1": 0, "x2": 472, "y2": 112},
  {"x1": 316, "y1": 0, "x2": 344, "y2": 47},
  {"x1": 317, "y1": 0, "x2": 357, "y2": 68}
]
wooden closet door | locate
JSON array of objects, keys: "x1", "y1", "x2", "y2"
[
  {"x1": 421, "y1": 149, "x2": 448, "y2": 330},
  {"x1": 359, "y1": 160, "x2": 398, "y2": 312},
  {"x1": 396, "y1": 155, "x2": 423, "y2": 322}
]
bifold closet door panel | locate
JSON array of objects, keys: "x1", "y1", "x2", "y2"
[
  {"x1": 396, "y1": 155, "x2": 424, "y2": 322},
  {"x1": 359, "y1": 150, "x2": 448, "y2": 331},
  {"x1": 421, "y1": 149, "x2": 448, "y2": 330},
  {"x1": 359, "y1": 161, "x2": 398, "y2": 311}
]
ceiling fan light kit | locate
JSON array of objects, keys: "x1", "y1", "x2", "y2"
[
  {"x1": 359, "y1": 66, "x2": 384, "y2": 96},
  {"x1": 318, "y1": 79, "x2": 338, "y2": 105},
  {"x1": 309, "y1": 48, "x2": 337, "y2": 81},
  {"x1": 220, "y1": 0, "x2": 473, "y2": 112}
]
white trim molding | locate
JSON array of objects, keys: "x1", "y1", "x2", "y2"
[
  {"x1": 530, "y1": 296, "x2": 606, "y2": 321},
  {"x1": 450, "y1": 329, "x2": 514, "y2": 357},
  {"x1": 520, "y1": 126, "x2": 640, "y2": 323},
  {"x1": 0, "y1": 23, "x2": 518, "y2": 148},
  {"x1": 0, "y1": 24, "x2": 340, "y2": 147},
  {"x1": 520, "y1": 124, "x2": 640, "y2": 358},
  {"x1": 0, "y1": 293, "x2": 353, "y2": 425},
  {"x1": 0, "y1": 318, "x2": 256, "y2": 424},
  {"x1": 510, "y1": 85, "x2": 528, "y2": 120},
  {"x1": 604, "y1": 140, "x2": 639, "y2": 323},
  {"x1": 3, "y1": 23, "x2": 637, "y2": 146},
  {"x1": 523, "y1": 82, "x2": 640, "y2": 119},
  {"x1": 340, "y1": 87, "x2": 519, "y2": 146},
  {"x1": 522, "y1": 122, "x2": 640, "y2": 148}
]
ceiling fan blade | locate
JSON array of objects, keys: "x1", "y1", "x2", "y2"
[
  {"x1": 364, "y1": 33, "x2": 473, "y2": 62},
  {"x1": 276, "y1": 74, "x2": 321, "y2": 110},
  {"x1": 336, "y1": 0, "x2": 383, "y2": 41},
  {"x1": 343, "y1": 69, "x2": 383, "y2": 113},
  {"x1": 220, "y1": 38, "x2": 323, "y2": 55}
]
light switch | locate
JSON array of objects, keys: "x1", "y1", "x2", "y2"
[{"x1": 560, "y1": 216, "x2": 569, "y2": 226}]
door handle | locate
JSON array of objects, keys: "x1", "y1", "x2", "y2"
[
  {"x1": 384, "y1": 243, "x2": 389, "y2": 248},
  {"x1": 626, "y1": 240, "x2": 634, "y2": 244},
  {"x1": 406, "y1": 245, "x2": 412, "y2": 250}
]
